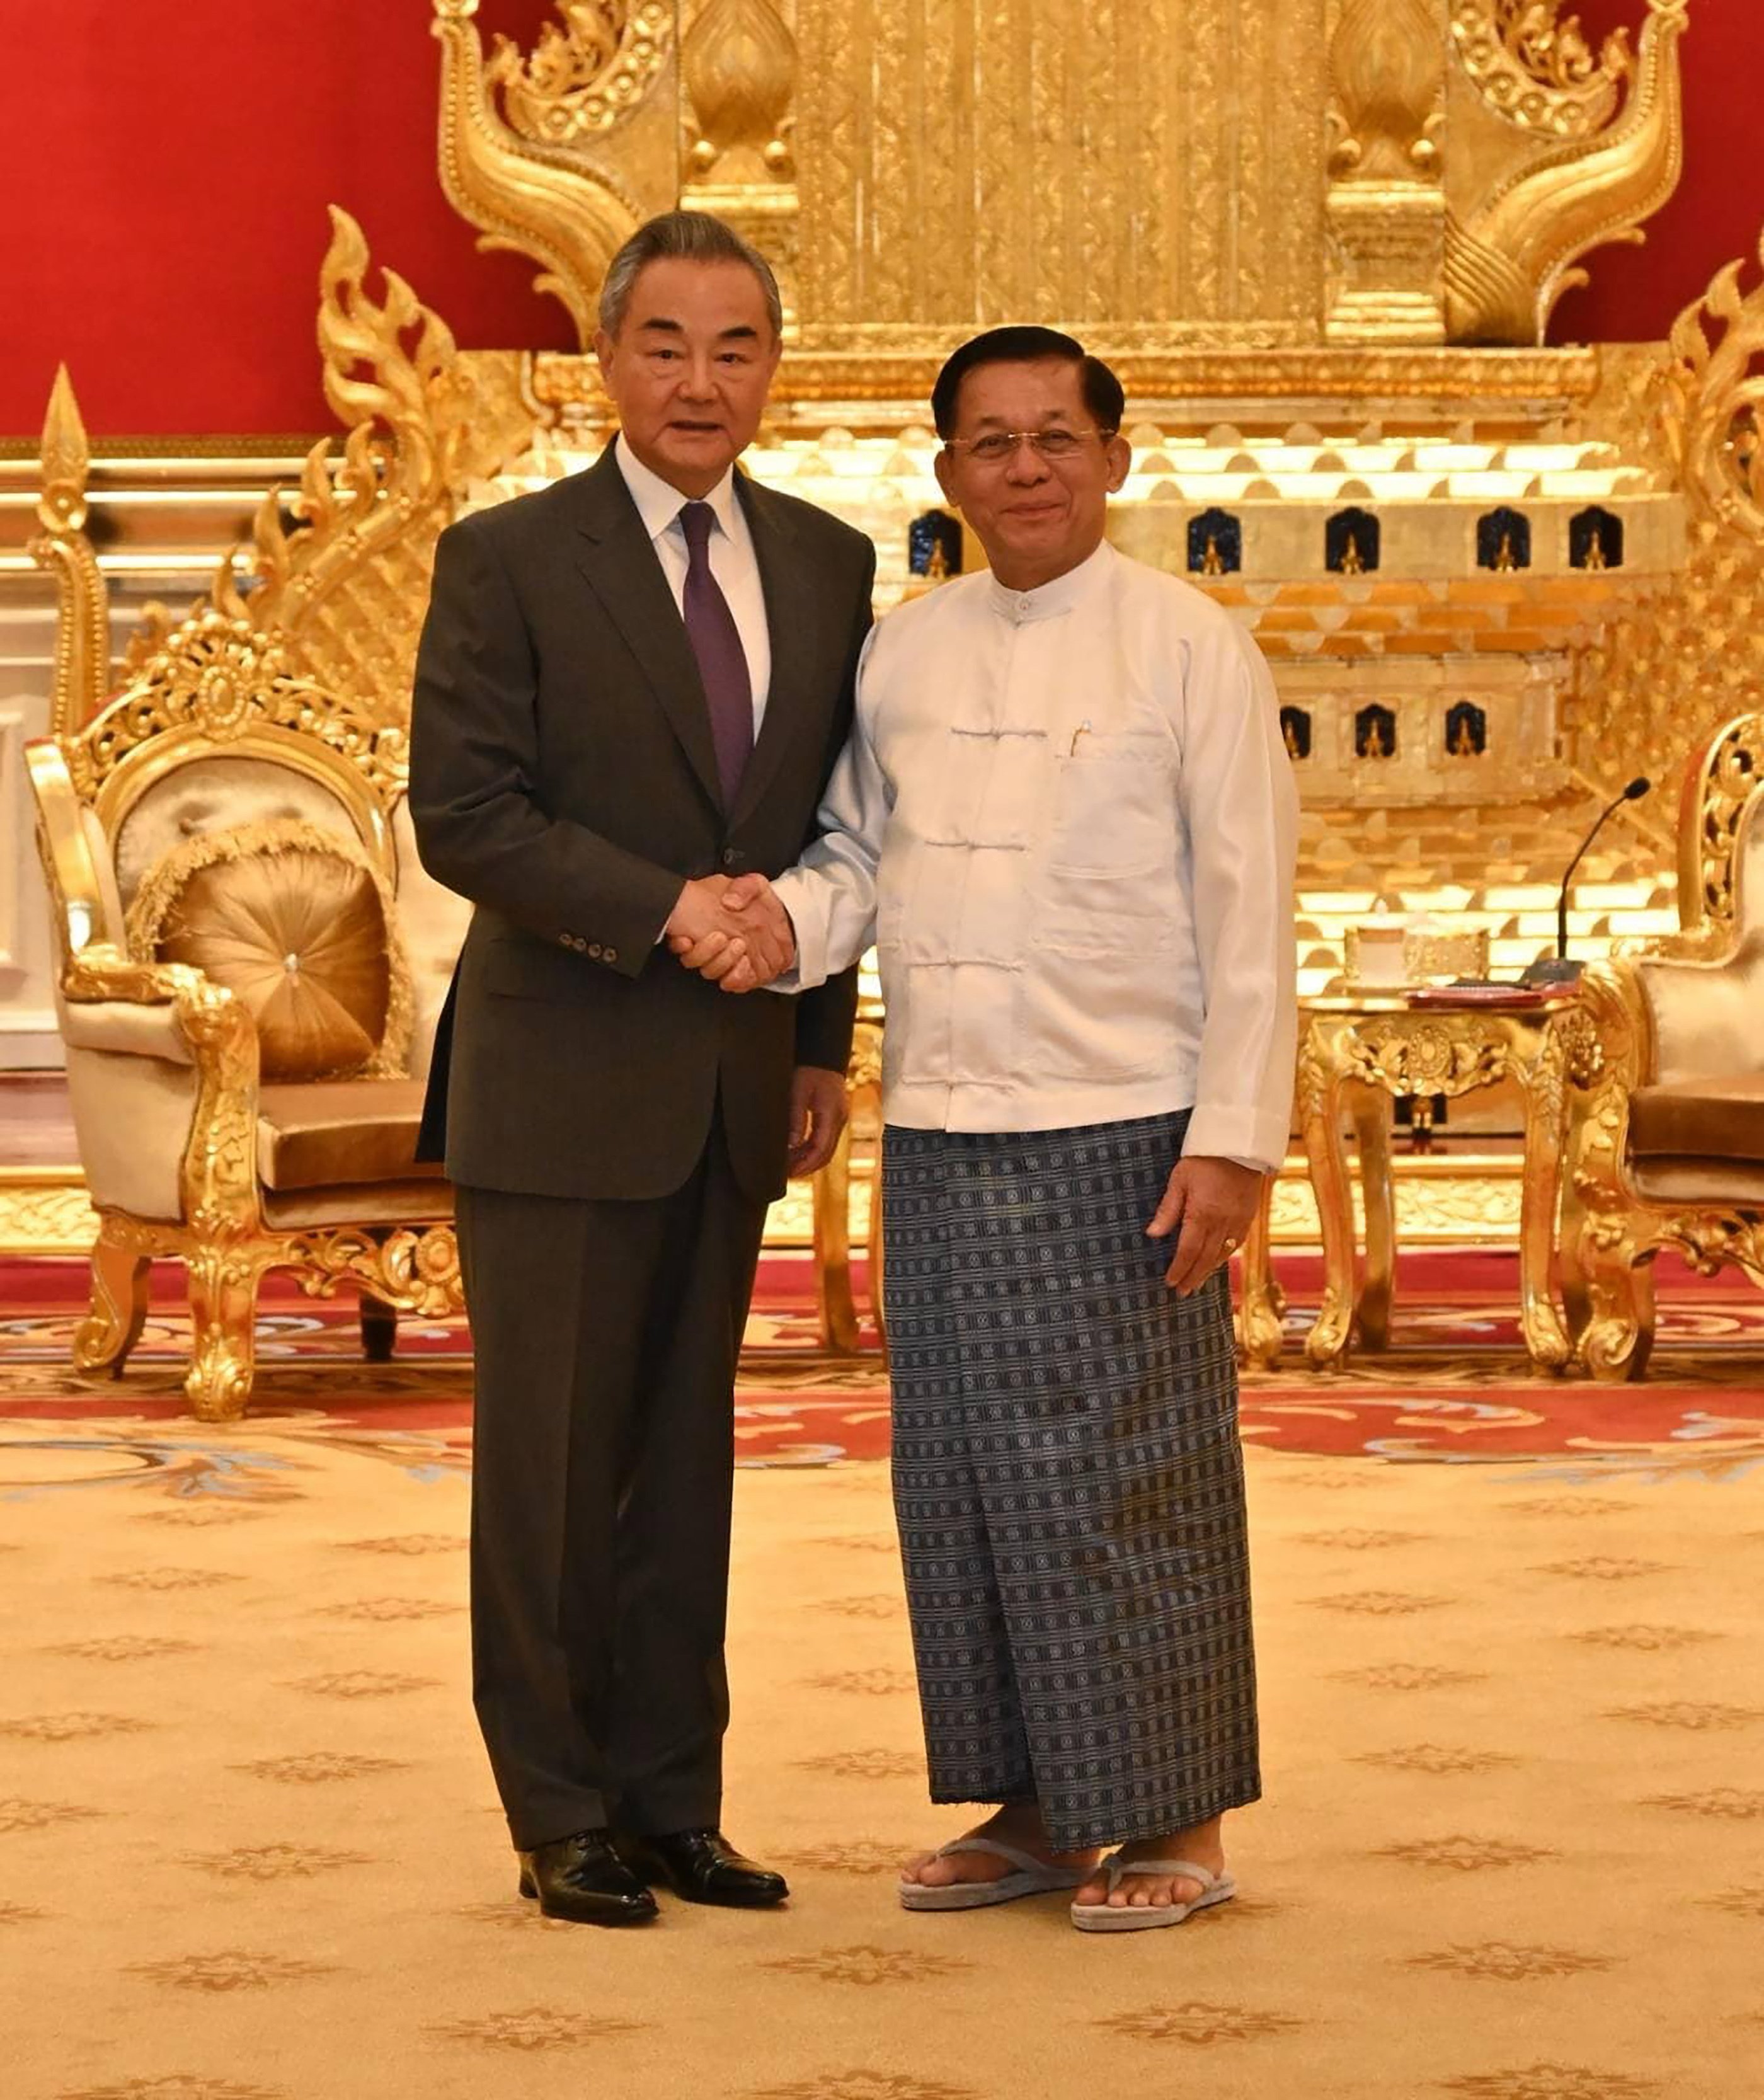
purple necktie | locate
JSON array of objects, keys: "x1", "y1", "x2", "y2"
[{"x1": 679, "y1": 500, "x2": 753, "y2": 809}]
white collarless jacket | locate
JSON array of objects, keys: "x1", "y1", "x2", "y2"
[{"x1": 772, "y1": 539, "x2": 1298, "y2": 1170}]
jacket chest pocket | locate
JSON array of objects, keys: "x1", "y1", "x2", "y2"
[{"x1": 1048, "y1": 732, "x2": 1174, "y2": 874}]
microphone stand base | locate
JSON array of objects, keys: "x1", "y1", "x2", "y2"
[{"x1": 1518, "y1": 957, "x2": 1584, "y2": 987}]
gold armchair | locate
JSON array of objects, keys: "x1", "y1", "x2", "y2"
[
  {"x1": 28, "y1": 608, "x2": 470, "y2": 1421},
  {"x1": 1571, "y1": 713, "x2": 1764, "y2": 1377}
]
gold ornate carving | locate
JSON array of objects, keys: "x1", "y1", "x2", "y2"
[
  {"x1": 288, "y1": 1224, "x2": 464, "y2": 1321},
  {"x1": 793, "y1": 0, "x2": 1329, "y2": 353},
  {"x1": 1660, "y1": 226, "x2": 1764, "y2": 537},
  {"x1": 1329, "y1": 0, "x2": 1446, "y2": 182},
  {"x1": 431, "y1": 0, "x2": 675, "y2": 348},
  {"x1": 0, "y1": 1175, "x2": 101, "y2": 1257},
  {"x1": 27, "y1": 367, "x2": 110, "y2": 737},
  {"x1": 1671, "y1": 714, "x2": 1764, "y2": 946},
  {"x1": 1324, "y1": 0, "x2": 1446, "y2": 345},
  {"x1": 490, "y1": 1, "x2": 673, "y2": 144},
  {"x1": 62, "y1": 607, "x2": 406, "y2": 829},
  {"x1": 1450, "y1": 1, "x2": 1632, "y2": 137},
  {"x1": 1445, "y1": 0, "x2": 1689, "y2": 344},
  {"x1": 684, "y1": 0, "x2": 796, "y2": 183},
  {"x1": 680, "y1": 0, "x2": 801, "y2": 335},
  {"x1": 232, "y1": 209, "x2": 527, "y2": 730},
  {"x1": 1574, "y1": 241, "x2": 1764, "y2": 826}
]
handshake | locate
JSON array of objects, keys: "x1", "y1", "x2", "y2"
[{"x1": 665, "y1": 873, "x2": 794, "y2": 993}]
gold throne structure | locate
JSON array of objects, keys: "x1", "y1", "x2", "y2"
[{"x1": 25, "y1": 0, "x2": 1764, "y2": 1403}]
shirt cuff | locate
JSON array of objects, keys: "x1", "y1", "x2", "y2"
[
  {"x1": 769, "y1": 869, "x2": 829, "y2": 990},
  {"x1": 1183, "y1": 1105, "x2": 1290, "y2": 1176}
]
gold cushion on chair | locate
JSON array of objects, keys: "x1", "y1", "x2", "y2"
[
  {"x1": 1629, "y1": 1076, "x2": 1764, "y2": 1168},
  {"x1": 256, "y1": 1079, "x2": 444, "y2": 1191},
  {"x1": 124, "y1": 820, "x2": 411, "y2": 1082}
]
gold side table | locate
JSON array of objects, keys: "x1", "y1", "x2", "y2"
[
  {"x1": 1244, "y1": 991, "x2": 1598, "y2": 1372},
  {"x1": 812, "y1": 1011, "x2": 886, "y2": 1357}
]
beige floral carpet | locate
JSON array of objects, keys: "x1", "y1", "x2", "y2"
[{"x1": 3, "y1": 1407, "x2": 1761, "y2": 2100}]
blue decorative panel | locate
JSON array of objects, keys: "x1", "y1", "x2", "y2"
[
  {"x1": 1327, "y1": 506, "x2": 1380, "y2": 573},
  {"x1": 1188, "y1": 507, "x2": 1242, "y2": 575}
]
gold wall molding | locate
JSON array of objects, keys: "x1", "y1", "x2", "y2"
[{"x1": 529, "y1": 341, "x2": 1605, "y2": 415}]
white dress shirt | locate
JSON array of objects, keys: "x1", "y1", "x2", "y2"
[
  {"x1": 614, "y1": 435, "x2": 772, "y2": 730},
  {"x1": 771, "y1": 540, "x2": 1299, "y2": 1169}
]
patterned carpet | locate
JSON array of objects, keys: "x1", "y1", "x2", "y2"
[
  {"x1": 1, "y1": 1253, "x2": 1761, "y2": 2097},
  {"x1": 4, "y1": 1252, "x2": 1763, "y2": 1477}
]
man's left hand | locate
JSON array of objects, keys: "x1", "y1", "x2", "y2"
[
  {"x1": 1147, "y1": 1155, "x2": 1264, "y2": 1296},
  {"x1": 788, "y1": 1065, "x2": 848, "y2": 1178}
]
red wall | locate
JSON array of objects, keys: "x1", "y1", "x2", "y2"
[{"x1": 0, "y1": 0, "x2": 1756, "y2": 438}]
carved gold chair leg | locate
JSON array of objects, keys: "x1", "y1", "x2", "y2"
[
  {"x1": 1577, "y1": 1227, "x2": 1658, "y2": 1382},
  {"x1": 72, "y1": 1229, "x2": 152, "y2": 1378},
  {"x1": 184, "y1": 1241, "x2": 279, "y2": 1423},
  {"x1": 813, "y1": 1117, "x2": 862, "y2": 1355},
  {"x1": 359, "y1": 1292, "x2": 398, "y2": 1363},
  {"x1": 1300, "y1": 1024, "x2": 1357, "y2": 1370},
  {"x1": 1349, "y1": 1084, "x2": 1394, "y2": 1351},
  {"x1": 1557, "y1": 1166, "x2": 1593, "y2": 1348},
  {"x1": 1235, "y1": 1172, "x2": 1284, "y2": 1367}
]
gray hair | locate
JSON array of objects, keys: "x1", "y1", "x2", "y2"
[{"x1": 598, "y1": 211, "x2": 783, "y2": 340}]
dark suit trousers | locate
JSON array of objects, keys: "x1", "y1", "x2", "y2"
[{"x1": 455, "y1": 1115, "x2": 767, "y2": 1850}]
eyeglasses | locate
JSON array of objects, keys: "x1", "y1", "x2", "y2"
[{"x1": 944, "y1": 427, "x2": 1114, "y2": 466}]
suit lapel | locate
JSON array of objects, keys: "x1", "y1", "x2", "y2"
[
  {"x1": 733, "y1": 474, "x2": 817, "y2": 827},
  {"x1": 569, "y1": 447, "x2": 724, "y2": 815}
]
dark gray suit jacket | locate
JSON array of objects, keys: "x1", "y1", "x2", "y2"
[{"x1": 408, "y1": 444, "x2": 876, "y2": 1205}]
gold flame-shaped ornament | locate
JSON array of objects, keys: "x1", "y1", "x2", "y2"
[{"x1": 684, "y1": 0, "x2": 798, "y2": 185}]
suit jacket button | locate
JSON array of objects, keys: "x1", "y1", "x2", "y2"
[
  {"x1": 558, "y1": 934, "x2": 573, "y2": 948},
  {"x1": 605, "y1": 948, "x2": 619, "y2": 965},
  {"x1": 588, "y1": 943, "x2": 603, "y2": 958},
  {"x1": 721, "y1": 848, "x2": 736, "y2": 868}
]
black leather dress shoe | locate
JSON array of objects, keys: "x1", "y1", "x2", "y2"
[
  {"x1": 621, "y1": 1828, "x2": 788, "y2": 1908},
  {"x1": 517, "y1": 1830, "x2": 659, "y2": 1925}
]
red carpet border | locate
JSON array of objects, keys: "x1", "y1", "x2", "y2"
[{"x1": 1, "y1": 1253, "x2": 1762, "y2": 1481}]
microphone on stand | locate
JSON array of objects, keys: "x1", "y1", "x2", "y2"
[{"x1": 1520, "y1": 776, "x2": 1651, "y2": 986}]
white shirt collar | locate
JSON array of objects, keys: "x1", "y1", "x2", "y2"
[
  {"x1": 613, "y1": 433, "x2": 742, "y2": 544},
  {"x1": 985, "y1": 537, "x2": 1115, "y2": 624}
]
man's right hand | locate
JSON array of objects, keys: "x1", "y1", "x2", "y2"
[{"x1": 666, "y1": 874, "x2": 795, "y2": 988}]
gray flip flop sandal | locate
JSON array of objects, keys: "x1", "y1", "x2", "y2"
[
  {"x1": 899, "y1": 1836, "x2": 1090, "y2": 1911},
  {"x1": 1070, "y1": 1856, "x2": 1237, "y2": 1933}
]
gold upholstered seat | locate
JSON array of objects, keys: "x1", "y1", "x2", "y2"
[
  {"x1": 26, "y1": 610, "x2": 468, "y2": 1420},
  {"x1": 1569, "y1": 713, "x2": 1764, "y2": 1377}
]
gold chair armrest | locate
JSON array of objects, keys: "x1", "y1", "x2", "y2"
[
  {"x1": 63, "y1": 946, "x2": 265, "y2": 1241},
  {"x1": 60, "y1": 941, "x2": 207, "y2": 1009}
]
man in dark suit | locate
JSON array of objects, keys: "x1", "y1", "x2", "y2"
[{"x1": 409, "y1": 212, "x2": 876, "y2": 1927}]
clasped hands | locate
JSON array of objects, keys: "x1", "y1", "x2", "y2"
[{"x1": 665, "y1": 873, "x2": 790, "y2": 992}]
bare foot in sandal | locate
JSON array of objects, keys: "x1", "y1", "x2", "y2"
[
  {"x1": 900, "y1": 1802, "x2": 1101, "y2": 1892},
  {"x1": 1071, "y1": 1814, "x2": 1228, "y2": 1914}
]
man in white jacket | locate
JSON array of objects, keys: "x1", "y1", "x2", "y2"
[{"x1": 677, "y1": 326, "x2": 1298, "y2": 1932}]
